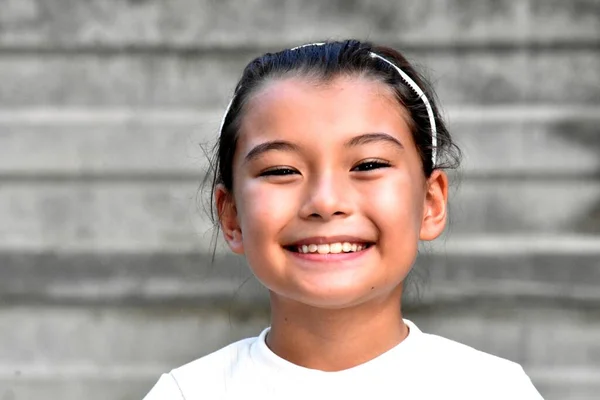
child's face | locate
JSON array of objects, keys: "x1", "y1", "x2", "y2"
[{"x1": 218, "y1": 75, "x2": 447, "y2": 309}]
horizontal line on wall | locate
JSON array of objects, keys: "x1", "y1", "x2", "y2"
[
  {"x1": 0, "y1": 106, "x2": 598, "y2": 124},
  {"x1": 0, "y1": 172, "x2": 208, "y2": 183},
  {"x1": 4, "y1": 280, "x2": 600, "y2": 309},
  {"x1": 0, "y1": 171, "x2": 598, "y2": 184},
  {"x1": 428, "y1": 281, "x2": 600, "y2": 305},
  {"x1": 0, "y1": 363, "x2": 169, "y2": 381},
  {"x1": 424, "y1": 235, "x2": 600, "y2": 256},
  {"x1": 0, "y1": 235, "x2": 598, "y2": 255},
  {"x1": 1, "y1": 364, "x2": 598, "y2": 385},
  {"x1": 0, "y1": 108, "x2": 217, "y2": 124},
  {"x1": 528, "y1": 367, "x2": 600, "y2": 385},
  {"x1": 0, "y1": 39, "x2": 598, "y2": 56}
]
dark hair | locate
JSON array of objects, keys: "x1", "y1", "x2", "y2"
[{"x1": 204, "y1": 38, "x2": 461, "y2": 231}]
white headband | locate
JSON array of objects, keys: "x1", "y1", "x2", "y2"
[{"x1": 219, "y1": 42, "x2": 438, "y2": 166}]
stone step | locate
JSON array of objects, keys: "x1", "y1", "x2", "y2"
[
  {"x1": 1, "y1": 0, "x2": 598, "y2": 49},
  {"x1": 1, "y1": 106, "x2": 598, "y2": 177},
  {"x1": 0, "y1": 305, "x2": 268, "y2": 371},
  {"x1": 1, "y1": 303, "x2": 599, "y2": 400},
  {"x1": 1, "y1": 49, "x2": 599, "y2": 107},
  {"x1": 1, "y1": 180, "x2": 599, "y2": 252},
  {"x1": 1, "y1": 246, "x2": 600, "y2": 305}
]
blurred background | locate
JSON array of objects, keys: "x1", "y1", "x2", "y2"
[{"x1": 1, "y1": 0, "x2": 599, "y2": 399}]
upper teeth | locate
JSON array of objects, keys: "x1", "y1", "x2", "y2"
[{"x1": 297, "y1": 242, "x2": 367, "y2": 254}]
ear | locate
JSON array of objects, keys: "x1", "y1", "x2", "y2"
[
  {"x1": 419, "y1": 169, "x2": 448, "y2": 241},
  {"x1": 215, "y1": 184, "x2": 244, "y2": 254}
]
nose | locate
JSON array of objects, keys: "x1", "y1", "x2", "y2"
[{"x1": 299, "y1": 171, "x2": 354, "y2": 221}]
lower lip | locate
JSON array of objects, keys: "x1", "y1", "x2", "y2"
[{"x1": 285, "y1": 245, "x2": 373, "y2": 263}]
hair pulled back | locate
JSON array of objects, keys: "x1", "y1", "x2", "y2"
[{"x1": 206, "y1": 39, "x2": 461, "y2": 225}]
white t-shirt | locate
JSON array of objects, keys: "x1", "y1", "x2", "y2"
[{"x1": 144, "y1": 319, "x2": 544, "y2": 399}]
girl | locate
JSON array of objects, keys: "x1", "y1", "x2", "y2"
[{"x1": 144, "y1": 40, "x2": 544, "y2": 399}]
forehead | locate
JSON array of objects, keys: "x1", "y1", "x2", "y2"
[{"x1": 238, "y1": 75, "x2": 413, "y2": 146}]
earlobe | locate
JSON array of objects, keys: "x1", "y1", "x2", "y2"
[
  {"x1": 215, "y1": 184, "x2": 245, "y2": 254},
  {"x1": 419, "y1": 170, "x2": 449, "y2": 241},
  {"x1": 226, "y1": 229, "x2": 245, "y2": 255}
]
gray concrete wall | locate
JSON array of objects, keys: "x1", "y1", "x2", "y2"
[{"x1": 1, "y1": 1, "x2": 599, "y2": 399}]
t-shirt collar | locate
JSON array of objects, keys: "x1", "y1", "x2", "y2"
[{"x1": 249, "y1": 318, "x2": 422, "y2": 381}]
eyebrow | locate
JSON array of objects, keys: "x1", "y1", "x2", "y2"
[
  {"x1": 243, "y1": 132, "x2": 404, "y2": 163},
  {"x1": 244, "y1": 140, "x2": 302, "y2": 163},
  {"x1": 345, "y1": 132, "x2": 404, "y2": 150}
]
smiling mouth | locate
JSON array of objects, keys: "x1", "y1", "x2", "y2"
[{"x1": 285, "y1": 242, "x2": 374, "y2": 255}]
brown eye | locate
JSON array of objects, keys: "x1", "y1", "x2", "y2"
[
  {"x1": 260, "y1": 167, "x2": 299, "y2": 177},
  {"x1": 352, "y1": 160, "x2": 391, "y2": 172}
]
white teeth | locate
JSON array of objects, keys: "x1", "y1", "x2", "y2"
[
  {"x1": 317, "y1": 244, "x2": 330, "y2": 254},
  {"x1": 295, "y1": 241, "x2": 370, "y2": 254},
  {"x1": 329, "y1": 243, "x2": 343, "y2": 254}
]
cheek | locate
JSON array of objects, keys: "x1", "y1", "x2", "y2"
[
  {"x1": 235, "y1": 180, "x2": 298, "y2": 240},
  {"x1": 234, "y1": 180, "x2": 300, "y2": 286},
  {"x1": 362, "y1": 173, "x2": 424, "y2": 237}
]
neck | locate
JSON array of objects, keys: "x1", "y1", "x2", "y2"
[{"x1": 266, "y1": 286, "x2": 408, "y2": 372}]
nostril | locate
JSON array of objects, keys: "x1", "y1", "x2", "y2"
[{"x1": 304, "y1": 210, "x2": 347, "y2": 220}]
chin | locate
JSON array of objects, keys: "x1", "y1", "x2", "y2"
[{"x1": 274, "y1": 282, "x2": 382, "y2": 310}]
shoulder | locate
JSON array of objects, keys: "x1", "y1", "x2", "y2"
[
  {"x1": 142, "y1": 373, "x2": 184, "y2": 400},
  {"x1": 142, "y1": 335, "x2": 259, "y2": 400},
  {"x1": 413, "y1": 332, "x2": 543, "y2": 398},
  {"x1": 417, "y1": 331, "x2": 515, "y2": 367},
  {"x1": 171, "y1": 335, "x2": 257, "y2": 381}
]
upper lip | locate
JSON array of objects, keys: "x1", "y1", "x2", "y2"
[{"x1": 285, "y1": 236, "x2": 374, "y2": 247}]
